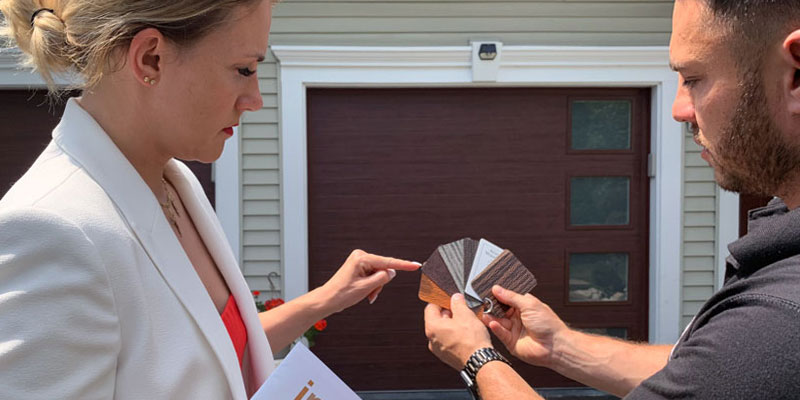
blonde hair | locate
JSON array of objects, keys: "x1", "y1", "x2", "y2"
[{"x1": 0, "y1": 0, "x2": 264, "y2": 94}]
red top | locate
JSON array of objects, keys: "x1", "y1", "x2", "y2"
[{"x1": 220, "y1": 294, "x2": 248, "y2": 368}]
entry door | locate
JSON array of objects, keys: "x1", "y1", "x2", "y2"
[
  {"x1": 1, "y1": 90, "x2": 215, "y2": 205},
  {"x1": 307, "y1": 87, "x2": 650, "y2": 390}
]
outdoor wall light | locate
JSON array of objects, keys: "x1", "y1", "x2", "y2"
[{"x1": 478, "y1": 43, "x2": 497, "y2": 60}]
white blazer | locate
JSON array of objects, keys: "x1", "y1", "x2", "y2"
[{"x1": 0, "y1": 98, "x2": 274, "y2": 399}]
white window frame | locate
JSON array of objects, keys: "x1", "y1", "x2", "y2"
[
  {"x1": 273, "y1": 45, "x2": 688, "y2": 344},
  {"x1": 0, "y1": 49, "x2": 242, "y2": 263}
]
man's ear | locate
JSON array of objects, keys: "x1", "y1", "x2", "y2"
[
  {"x1": 127, "y1": 28, "x2": 165, "y2": 87},
  {"x1": 782, "y1": 29, "x2": 800, "y2": 115}
]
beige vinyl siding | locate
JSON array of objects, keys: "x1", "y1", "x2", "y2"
[
  {"x1": 241, "y1": 53, "x2": 282, "y2": 299},
  {"x1": 268, "y1": 1, "x2": 673, "y2": 46},
  {"x1": 243, "y1": 1, "x2": 722, "y2": 333},
  {"x1": 681, "y1": 128, "x2": 718, "y2": 329}
]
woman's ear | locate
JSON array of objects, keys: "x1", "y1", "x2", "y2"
[
  {"x1": 782, "y1": 29, "x2": 800, "y2": 115},
  {"x1": 127, "y1": 28, "x2": 165, "y2": 87}
]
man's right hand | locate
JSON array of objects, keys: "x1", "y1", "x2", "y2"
[
  {"x1": 483, "y1": 284, "x2": 672, "y2": 397},
  {"x1": 481, "y1": 285, "x2": 571, "y2": 368}
]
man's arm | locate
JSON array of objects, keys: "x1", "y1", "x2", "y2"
[
  {"x1": 484, "y1": 286, "x2": 671, "y2": 397},
  {"x1": 474, "y1": 360, "x2": 542, "y2": 400},
  {"x1": 548, "y1": 330, "x2": 672, "y2": 396}
]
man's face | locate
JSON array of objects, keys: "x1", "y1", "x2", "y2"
[{"x1": 669, "y1": 0, "x2": 800, "y2": 197}]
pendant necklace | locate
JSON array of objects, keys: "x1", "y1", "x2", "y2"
[{"x1": 159, "y1": 178, "x2": 183, "y2": 237}]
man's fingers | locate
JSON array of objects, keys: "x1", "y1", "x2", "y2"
[
  {"x1": 424, "y1": 302, "x2": 446, "y2": 338},
  {"x1": 488, "y1": 320, "x2": 514, "y2": 348},
  {"x1": 482, "y1": 313, "x2": 513, "y2": 331},
  {"x1": 424, "y1": 302, "x2": 444, "y2": 322},
  {"x1": 449, "y1": 293, "x2": 474, "y2": 318},
  {"x1": 357, "y1": 253, "x2": 421, "y2": 272},
  {"x1": 492, "y1": 285, "x2": 536, "y2": 310}
]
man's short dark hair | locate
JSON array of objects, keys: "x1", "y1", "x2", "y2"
[{"x1": 704, "y1": 0, "x2": 800, "y2": 71}]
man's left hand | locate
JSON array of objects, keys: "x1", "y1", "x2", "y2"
[{"x1": 424, "y1": 293, "x2": 493, "y2": 370}]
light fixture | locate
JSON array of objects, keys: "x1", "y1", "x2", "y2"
[{"x1": 478, "y1": 43, "x2": 497, "y2": 61}]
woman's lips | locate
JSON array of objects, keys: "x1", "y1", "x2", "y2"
[{"x1": 222, "y1": 123, "x2": 239, "y2": 137}]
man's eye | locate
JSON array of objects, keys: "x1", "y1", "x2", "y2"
[
  {"x1": 682, "y1": 78, "x2": 698, "y2": 88},
  {"x1": 238, "y1": 68, "x2": 256, "y2": 77}
]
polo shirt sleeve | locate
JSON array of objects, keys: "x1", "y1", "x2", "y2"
[{"x1": 625, "y1": 294, "x2": 800, "y2": 399}]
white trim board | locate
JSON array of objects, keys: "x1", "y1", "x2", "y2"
[
  {"x1": 1, "y1": 48, "x2": 241, "y2": 264},
  {"x1": 716, "y1": 189, "x2": 740, "y2": 290},
  {"x1": 274, "y1": 45, "x2": 684, "y2": 344},
  {"x1": 215, "y1": 126, "x2": 242, "y2": 264}
]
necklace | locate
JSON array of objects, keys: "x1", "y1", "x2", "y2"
[{"x1": 160, "y1": 178, "x2": 183, "y2": 237}]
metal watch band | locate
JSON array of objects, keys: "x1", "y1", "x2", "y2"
[{"x1": 460, "y1": 347, "x2": 511, "y2": 399}]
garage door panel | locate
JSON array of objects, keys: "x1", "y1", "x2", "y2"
[
  {"x1": 308, "y1": 87, "x2": 650, "y2": 390},
  {"x1": 2, "y1": 91, "x2": 218, "y2": 208}
]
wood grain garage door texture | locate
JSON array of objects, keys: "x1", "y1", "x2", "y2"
[
  {"x1": 1, "y1": 91, "x2": 214, "y2": 205},
  {"x1": 307, "y1": 88, "x2": 650, "y2": 390}
]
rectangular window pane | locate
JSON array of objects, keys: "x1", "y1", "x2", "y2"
[
  {"x1": 570, "y1": 177, "x2": 630, "y2": 226},
  {"x1": 571, "y1": 100, "x2": 632, "y2": 150},
  {"x1": 569, "y1": 253, "x2": 628, "y2": 302}
]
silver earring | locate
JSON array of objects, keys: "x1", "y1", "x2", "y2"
[{"x1": 144, "y1": 76, "x2": 156, "y2": 85}]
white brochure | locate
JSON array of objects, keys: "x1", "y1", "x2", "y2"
[
  {"x1": 251, "y1": 342, "x2": 361, "y2": 400},
  {"x1": 465, "y1": 238, "x2": 503, "y2": 300}
]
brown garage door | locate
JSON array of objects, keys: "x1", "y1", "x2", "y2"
[
  {"x1": 1, "y1": 90, "x2": 214, "y2": 205},
  {"x1": 307, "y1": 87, "x2": 650, "y2": 390}
]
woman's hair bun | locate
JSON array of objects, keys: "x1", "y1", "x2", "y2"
[
  {"x1": 1, "y1": 0, "x2": 263, "y2": 95},
  {"x1": 1, "y1": 2, "x2": 75, "y2": 91}
]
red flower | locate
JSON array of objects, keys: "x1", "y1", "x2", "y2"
[
  {"x1": 252, "y1": 290, "x2": 261, "y2": 297},
  {"x1": 266, "y1": 298, "x2": 285, "y2": 310},
  {"x1": 314, "y1": 319, "x2": 327, "y2": 331}
]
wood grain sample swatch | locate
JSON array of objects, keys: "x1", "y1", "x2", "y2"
[
  {"x1": 418, "y1": 273, "x2": 452, "y2": 310},
  {"x1": 421, "y1": 248, "x2": 460, "y2": 296},
  {"x1": 471, "y1": 250, "x2": 537, "y2": 318},
  {"x1": 462, "y1": 238, "x2": 479, "y2": 288},
  {"x1": 438, "y1": 240, "x2": 466, "y2": 292}
]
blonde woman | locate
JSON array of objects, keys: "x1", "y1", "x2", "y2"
[{"x1": 0, "y1": 1, "x2": 419, "y2": 398}]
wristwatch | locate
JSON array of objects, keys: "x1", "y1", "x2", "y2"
[{"x1": 460, "y1": 347, "x2": 511, "y2": 399}]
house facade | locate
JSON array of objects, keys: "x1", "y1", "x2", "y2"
[
  {"x1": 0, "y1": 0, "x2": 744, "y2": 393},
  {"x1": 246, "y1": 0, "x2": 735, "y2": 391}
]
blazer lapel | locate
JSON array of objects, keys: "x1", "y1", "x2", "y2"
[
  {"x1": 53, "y1": 99, "x2": 246, "y2": 399},
  {"x1": 165, "y1": 161, "x2": 275, "y2": 394}
]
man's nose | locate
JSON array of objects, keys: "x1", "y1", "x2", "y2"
[{"x1": 672, "y1": 87, "x2": 696, "y2": 124}]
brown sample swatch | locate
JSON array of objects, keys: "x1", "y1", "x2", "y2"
[
  {"x1": 418, "y1": 273, "x2": 452, "y2": 310},
  {"x1": 471, "y1": 250, "x2": 537, "y2": 318},
  {"x1": 421, "y1": 248, "x2": 460, "y2": 296}
]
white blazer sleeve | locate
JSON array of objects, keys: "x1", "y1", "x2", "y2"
[{"x1": 0, "y1": 207, "x2": 121, "y2": 399}]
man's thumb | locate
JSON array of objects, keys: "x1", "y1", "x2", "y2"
[{"x1": 492, "y1": 285, "x2": 530, "y2": 309}]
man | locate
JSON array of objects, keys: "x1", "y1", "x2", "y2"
[{"x1": 424, "y1": 1, "x2": 800, "y2": 398}]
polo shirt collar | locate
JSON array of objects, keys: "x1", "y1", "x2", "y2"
[{"x1": 727, "y1": 197, "x2": 800, "y2": 274}]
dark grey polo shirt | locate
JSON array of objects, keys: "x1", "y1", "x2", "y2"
[{"x1": 626, "y1": 198, "x2": 800, "y2": 399}]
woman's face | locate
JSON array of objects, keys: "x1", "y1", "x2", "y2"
[{"x1": 150, "y1": 0, "x2": 271, "y2": 163}]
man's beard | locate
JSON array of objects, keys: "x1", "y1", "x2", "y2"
[{"x1": 711, "y1": 68, "x2": 800, "y2": 197}]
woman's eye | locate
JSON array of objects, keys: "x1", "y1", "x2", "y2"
[{"x1": 238, "y1": 67, "x2": 256, "y2": 77}]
